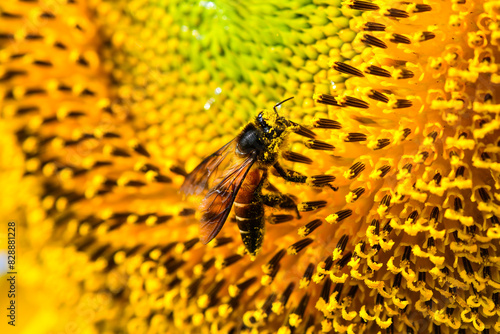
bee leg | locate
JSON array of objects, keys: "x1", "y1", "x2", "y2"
[
  {"x1": 274, "y1": 162, "x2": 338, "y2": 191},
  {"x1": 260, "y1": 193, "x2": 301, "y2": 219},
  {"x1": 273, "y1": 162, "x2": 307, "y2": 183}
]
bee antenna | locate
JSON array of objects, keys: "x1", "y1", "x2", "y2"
[{"x1": 273, "y1": 97, "x2": 294, "y2": 114}]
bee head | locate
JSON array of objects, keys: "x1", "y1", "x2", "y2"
[
  {"x1": 256, "y1": 110, "x2": 289, "y2": 140},
  {"x1": 237, "y1": 98, "x2": 294, "y2": 163},
  {"x1": 256, "y1": 97, "x2": 294, "y2": 140}
]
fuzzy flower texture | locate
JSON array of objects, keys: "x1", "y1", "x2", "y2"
[{"x1": 1, "y1": 0, "x2": 500, "y2": 333}]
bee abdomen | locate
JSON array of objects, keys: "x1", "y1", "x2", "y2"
[
  {"x1": 236, "y1": 215, "x2": 265, "y2": 256},
  {"x1": 234, "y1": 201, "x2": 265, "y2": 256},
  {"x1": 234, "y1": 202, "x2": 264, "y2": 219}
]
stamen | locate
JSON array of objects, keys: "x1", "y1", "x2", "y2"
[
  {"x1": 320, "y1": 278, "x2": 332, "y2": 301},
  {"x1": 378, "y1": 165, "x2": 391, "y2": 178},
  {"x1": 403, "y1": 163, "x2": 412, "y2": 173},
  {"x1": 345, "y1": 133, "x2": 367, "y2": 142},
  {"x1": 371, "y1": 219, "x2": 380, "y2": 235},
  {"x1": 361, "y1": 34, "x2": 388, "y2": 49},
  {"x1": 365, "y1": 65, "x2": 391, "y2": 77},
  {"x1": 375, "y1": 138, "x2": 391, "y2": 150},
  {"x1": 478, "y1": 188, "x2": 491, "y2": 202},
  {"x1": 344, "y1": 96, "x2": 370, "y2": 109},
  {"x1": 298, "y1": 201, "x2": 327, "y2": 212},
  {"x1": 336, "y1": 234, "x2": 349, "y2": 252},
  {"x1": 427, "y1": 131, "x2": 438, "y2": 142},
  {"x1": 395, "y1": 99, "x2": 413, "y2": 108},
  {"x1": 368, "y1": 90, "x2": 389, "y2": 103},
  {"x1": 406, "y1": 211, "x2": 419, "y2": 223},
  {"x1": 305, "y1": 140, "x2": 334, "y2": 150},
  {"x1": 347, "y1": 1, "x2": 380, "y2": 11},
  {"x1": 262, "y1": 249, "x2": 286, "y2": 274},
  {"x1": 427, "y1": 237, "x2": 435, "y2": 249},
  {"x1": 219, "y1": 254, "x2": 243, "y2": 268},
  {"x1": 363, "y1": 22, "x2": 386, "y2": 31},
  {"x1": 298, "y1": 219, "x2": 323, "y2": 237},
  {"x1": 309, "y1": 175, "x2": 336, "y2": 187},
  {"x1": 402, "y1": 128, "x2": 412, "y2": 139},
  {"x1": 170, "y1": 165, "x2": 188, "y2": 177},
  {"x1": 347, "y1": 162, "x2": 366, "y2": 179},
  {"x1": 384, "y1": 8, "x2": 409, "y2": 18},
  {"x1": 282, "y1": 151, "x2": 313, "y2": 165},
  {"x1": 347, "y1": 285, "x2": 358, "y2": 299},
  {"x1": 287, "y1": 238, "x2": 314, "y2": 255},
  {"x1": 418, "y1": 31, "x2": 436, "y2": 42},
  {"x1": 455, "y1": 166, "x2": 465, "y2": 177},
  {"x1": 326, "y1": 209, "x2": 352, "y2": 224},
  {"x1": 402, "y1": 246, "x2": 412, "y2": 262},
  {"x1": 397, "y1": 69, "x2": 414, "y2": 79},
  {"x1": 336, "y1": 252, "x2": 352, "y2": 269},
  {"x1": 333, "y1": 62, "x2": 365, "y2": 77},
  {"x1": 300, "y1": 264, "x2": 315, "y2": 288},
  {"x1": 291, "y1": 123, "x2": 317, "y2": 139},
  {"x1": 390, "y1": 33, "x2": 411, "y2": 44},
  {"x1": 276, "y1": 283, "x2": 295, "y2": 311},
  {"x1": 315, "y1": 93, "x2": 340, "y2": 106},
  {"x1": 269, "y1": 214, "x2": 294, "y2": 224},
  {"x1": 433, "y1": 173, "x2": 442, "y2": 185},
  {"x1": 132, "y1": 142, "x2": 150, "y2": 157},
  {"x1": 383, "y1": 222, "x2": 393, "y2": 234},
  {"x1": 393, "y1": 273, "x2": 402, "y2": 288},
  {"x1": 181, "y1": 238, "x2": 199, "y2": 252},
  {"x1": 212, "y1": 237, "x2": 234, "y2": 248},
  {"x1": 229, "y1": 276, "x2": 257, "y2": 298},
  {"x1": 289, "y1": 294, "x2": 310, "y2": 327},
  {"x1": 312, "y1": 118, "x2": 342, "y2": 129},
  {"x1": 179, "y1": 208, "x2": 196, "y2": 216},
  {"x1": 414, "y1": 4, "x2": 432, "y2": 12},
  {"x1": 348, "y1": 187, "x2": 365, "y2": 202},
  {"x1": 461, "y1": 257, "x2": 474, "y2": 275},
  {"x1": 261, "y1": 293, "x2": 276, "y2": 316}
]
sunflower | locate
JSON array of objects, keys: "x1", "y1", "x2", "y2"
[{"x1": 1, "y1": 0, "x2": 499, "y2": 333}]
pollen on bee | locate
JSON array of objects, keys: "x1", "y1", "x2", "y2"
[{"x1": 298, "y1": 201, "x2": 327, "y2": 212}]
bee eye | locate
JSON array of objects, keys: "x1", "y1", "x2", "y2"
[{"x1": 257, "y1": 113, "x2": 271, "y2": 133}]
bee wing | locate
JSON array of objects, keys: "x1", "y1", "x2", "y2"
[
  {"x1": 199, "y1": 155, "x2": 256, "y2": 244},
  {"x1": 180, "y1": 139, "x2": 236, "y2": 196}
]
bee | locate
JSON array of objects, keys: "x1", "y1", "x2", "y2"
[{"x1": 181, "y1": 97, "x2": 335, "y2": 256}]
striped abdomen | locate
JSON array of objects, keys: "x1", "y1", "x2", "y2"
[{"x1": 234, "y1": 168, "x2": 265, "y2": 256}]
